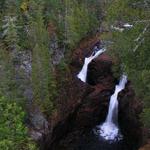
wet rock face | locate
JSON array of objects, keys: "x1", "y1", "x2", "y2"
[
  {"x1": 73, "y1": 52, "x2": 115, "y2": 129},
  {"x1": 118, "y1": 84, "x2": 144, "y2": 149},
  {"x1": 87, "y1": 54, "x2": 113, "y2": 85}
]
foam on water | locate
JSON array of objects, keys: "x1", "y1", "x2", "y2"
[{"x1": 94, "y1": 75, "x2": 127, "y2": 141}]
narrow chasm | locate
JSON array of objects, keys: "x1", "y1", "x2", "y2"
[{"x1": 43, "y1": 38, "x2": 144, "y2": 150}]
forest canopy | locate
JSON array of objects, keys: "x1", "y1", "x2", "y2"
[{"x1": 0, "y1": 0, "x2": 149, "y2": 149}]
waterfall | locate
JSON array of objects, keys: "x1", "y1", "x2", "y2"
[
  {"x1": 77, "y1": 48, "x2": 106, "y2": 82},
  {"x1": 95, "y1": 75, "x2": 127, "y2": 141}
]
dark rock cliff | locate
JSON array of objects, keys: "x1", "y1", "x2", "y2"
[{"x1": 36, "y1": 35, "x2": 144, "y2": 150}]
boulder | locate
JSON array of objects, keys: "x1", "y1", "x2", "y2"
[{"x1": 87, "y1": 53, "x2": 113, "y2": 85}]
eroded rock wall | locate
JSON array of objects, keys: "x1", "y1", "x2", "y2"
[{"x1": 41, "y1": 35, "x2": 144, "y2": 150}]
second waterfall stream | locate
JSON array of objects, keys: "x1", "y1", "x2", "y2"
[{"x1": 96, "y1": 75, "x2": 127, "y2": 141}]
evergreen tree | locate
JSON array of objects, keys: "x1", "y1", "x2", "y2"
[
  {"x1": 104, "y1": 0, "x2": 150, "y2": 127},
  {"x1": 27, "y1": 0, "x2": 57, "y2": 114},
  {"x1": 0, "y1": 95, "x2": 37, "y2": 150}
]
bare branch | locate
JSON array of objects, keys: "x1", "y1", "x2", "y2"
[
  {"x1": 134, "y1": 24, "x2": 149, "y2": 42},
  {"x1": 133, "y1": 20, "x2": 150, "y2": 23},
  {"x1": 133, "y1": 38, "x2": 145, "y2": 52}
]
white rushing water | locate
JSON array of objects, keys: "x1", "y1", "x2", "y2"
[
  {"x1": 77, "y1": 48, "x2": 106, "y2": 82},
  {"x1": 95, "y1": 75, "x2": 127, "y2": 141}
]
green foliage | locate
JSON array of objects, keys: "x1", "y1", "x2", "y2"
[
  {"x1": 106, "y1": 0, "x2": 147, "y2": 24},
  {"x1": 2, "y1": 16, "x2": 19, "y2": 49},
  {"x1": 106, "y1": 0, "x2": 150, "y2": 127},
  {"x1": 66, "y1": 1, "x2": 98, "y2": 47},
  {"x1": 0, "y1": 48, "x2": 16, "y2": 100},
  {"x1": 0, "y1": 96, "x2": 37, "y2": 150},
  {"x1": 0, "y1": 0, "x2": 27, "y2": 103},
  {"x1": 141, "y1": 108, "x2": 150, "y2": 128},
  {"x1": 27, "y1": 0, "x2": 101, "y2": 114},
  {"x1": 45, "y1": 0, "x2": 99, "y2": 49},
  {"x1": 27, "y1": 0, "x2": 57, "y2": 114},
  {"x1": 0, "y1": 0, "x2": 109, "y2": 149}
]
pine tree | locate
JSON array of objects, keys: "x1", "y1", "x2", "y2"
[
  {"x1": 0, "y1": 0, "x2": 21, "y2": 101},
  {"x1": 105, "y1": 0, "x2": 150, "y2": 127},
  {"x1": 27, "y1": 0, "x2": 56, "y2": 114}
]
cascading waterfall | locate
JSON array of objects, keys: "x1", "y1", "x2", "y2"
[
  {"x1": 95, "y1": 75, "x2": 127, "y2": 141},
  {"x1": 77, "y1": 48, "x2": 106, "y2": 82},
  {"x1": 77, "y1": 45, "x2": 127, "y2": 141}
]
